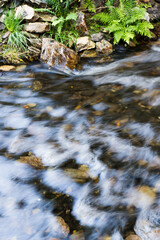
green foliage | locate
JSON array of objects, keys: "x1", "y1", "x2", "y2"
[
  {"x1": 105, "y1": 0, "x2": 115, "y2": 7},
  {"x1": 84, "y1": 0, "x2": 96, "y2": 13},
  {"x1": 92, "y1": 0, "x2": 154, "y2": 44},
  {"x1": 52, "y1": 12, "x2": 78, "y2": 47},
  {"x1": 46, "y1": 0, "x2": 74, "y2": 16},
  {"x1": 3, "y1": 10, "x2": 28, "y2": 50}
]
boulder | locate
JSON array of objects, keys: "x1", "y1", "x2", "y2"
[
  {"x1": 24, "y1": 22, "x2": 49, "y2": 33},
  {"x1": 15, "y1": 5, "x2": 39, "y2": 22},
  {"x1": 40, "y1": 38, "x2": 79, "y2": 69},
  {"x1": 76, "y1": 11, "x2": 88, "y2": 35},
  {"x1": 91, "y1": 33, "x2": 104, "y2": 42},
  {"x1": 76, "y1": 36, "x2": 95, "y2": 52},
  {"x1": 96, "y1": 39, "x2": 113, "y2": 55}
]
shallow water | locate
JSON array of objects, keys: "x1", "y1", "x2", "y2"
[{"x1": 0, "y1": 43, "x2": 160, "y2": 240}]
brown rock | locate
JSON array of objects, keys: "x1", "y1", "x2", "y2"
[
  {"x1": 57, "y1": 216, "x2": 70, "y2": 237},
  {"x1": 24, "y1": 22, "x2": 49, "y2": 33},
  {"x1": 15, "y1": 5, "x2": 39, "y2": 22},
  {"x1": 76, "y1": 11, "x2": 88, "y2": 35},
  {"x1": 96, "y1": 39, "x2": 113, "y2": 55},
  {"x1": 41, "y1": 38, "x2": 78, "y2": 69},
  {"x1": 38, "y1": 12, "x2": 57, "y2": 22},
  {"x1": 81, "y1": 50, "x2": 98, "y2": 58},
  {"x1": 76, "y1": 36, "x2": 95, "y2": 52},
  {"x1": 125, "y1": 234, "x2": 142, "y2": 240},
  {"x1": 18, "y1": 152, "x2": 45, "y2": 169},
  {"x1": 0, "y1": 65, "x2": 16, "y2": 71}
]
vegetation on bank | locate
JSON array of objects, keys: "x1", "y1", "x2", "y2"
[{"x1": 0, "y1": 0, "x2": 157, "y2": 63}]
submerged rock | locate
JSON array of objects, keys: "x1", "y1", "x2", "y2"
[
  {"x1": 125, "y1": 234, "x2": 142, "y2": 240},
  {"x1": 15, "y1": 5, "x2": 39, "y2": 22},
  {"x1": 76, "y1": 36, "x2": 95, "y2": 52},
  {"x1": 41, "y1": 38, "x2": 78, "y2": 69},
  {"x1": 134, "y1": 205, "x2": 160, "y2": 240},
  {"x1": 70, "y1": 230, "x2": 85, "y2": 240},
  {"x1": 24, "y1": 22, "x2": 49, "y2": 33},
  {"x1": 18, "y1": 152, "x2": 45, "y2": 169}
]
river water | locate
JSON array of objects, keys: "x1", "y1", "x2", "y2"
[{"x1": 0, "y1": 42, "x2": 160, "y2": 240}]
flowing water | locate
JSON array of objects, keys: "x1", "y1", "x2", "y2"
[{"x1": 0, "y1": 42, "x2": 160, "y2": 240}]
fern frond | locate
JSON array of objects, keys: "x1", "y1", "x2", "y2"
[{"x1": 66, "y1": 12, "x2": 77, "y2": 21}]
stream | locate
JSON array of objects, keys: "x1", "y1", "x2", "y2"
[{"x1": 0, "y1": 42, "x2": 160, "y2": 240}]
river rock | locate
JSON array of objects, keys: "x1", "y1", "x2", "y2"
[
  {"x1": 125, "y1": 234, "x2": 142, "y2": 240},
  {"x1": 91, "y1": 33, "x2": 104, "y2": 42},
  {"x1": 38, "y1": 12, "x2": 57, "y2": 22},
  {"x1": 81, "y1": 50, "x2": 98, "y2": 58},
  {"x1": 41, "y1": 38, "x2": 78, "y2": 69},
  {"x1": 15, "y1": 5, "x2": 39, "y2": 22},
  {"x1": 0, "y1": 65, "x2": 16, "y2": 71},
  {"x1": 76, "y1": 11, "x2": 88, "y2": 35},
  {"x1": 76, "y1": 36, "x2": 95, "y2": 52},
  {"x1": 96, "y1": 39, "x2": 113, "y2": 55},
  {"x1": 24, "y1": 22, "x2": 49, "y2": 33}
]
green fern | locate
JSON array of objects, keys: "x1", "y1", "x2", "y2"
[
  {"x1": 52, "y1": 12, "x2": 78, "y2": 47},
  {"x1": 92, "y1": 0, "x2": 153, "y2": 44}
]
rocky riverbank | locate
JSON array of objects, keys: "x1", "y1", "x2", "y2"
[{"x1": 0, "y1": 0, "x2": 160, "y2": 70}]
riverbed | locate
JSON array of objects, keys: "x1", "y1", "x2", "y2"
[{"x1": 0, "y1": 42, "x2": 160, "y2": 240}]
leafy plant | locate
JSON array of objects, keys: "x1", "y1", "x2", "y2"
[
  {"x1": 46, "y1": 0, "x2": 74, "y2": 16},
  {"x1": 52, "y1": 12, "x2": 78, "y2": 47},
  {"x1": 84, "y1": 0, "x2": 96, "y2": 13},
  {"x1": 92, "y1": 0, "x2": 154, "y2": 44},
  {"x1": 3, "y1": 9, "x2": 28, "y2": 50}
]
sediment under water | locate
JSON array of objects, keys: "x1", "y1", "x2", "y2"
[{"x1": 0, "y1": 43, "x2": 160, "y2": 240}]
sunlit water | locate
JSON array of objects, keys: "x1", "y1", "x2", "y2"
[{"x1": 0, "y1": 43, "x2": 160, "y2": 240}]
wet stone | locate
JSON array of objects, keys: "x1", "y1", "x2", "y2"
[
  {"x1": 0, "y1": 65, "x2": 16, "y2": 71},
  {"x1": 125, "y1": 234, "x2": 142, "y2": 240},
  {"x1": 70, "y1": 230, "x2": 85, "y2": 240},
  {"x1": 18, "y1": 152, "x2": 45, "y2": 169}
]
